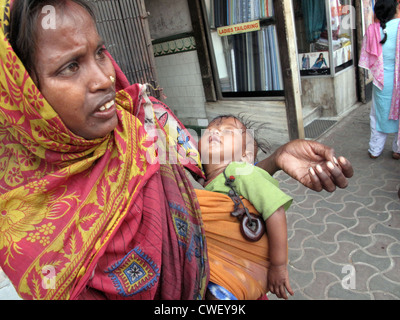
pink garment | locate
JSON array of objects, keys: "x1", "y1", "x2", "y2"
[
  {"x1": 359, "y1": 21, "x2": 400, "y2": 148},
  {"x1": 359, "y1": 23, "x2": 384, "y2": 90},
  {"x1": 390, "y1": 22, "x2": 400, "y2": 122},
  {"x1": 391, "y1": 22, "x2": 400, "y2": 149}
]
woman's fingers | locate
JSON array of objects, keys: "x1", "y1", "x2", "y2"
[
  {"x1": 313, "y1": 164, "x2": 337, "y2": 192},
  {"x1": 328, "y1": 157, "x2": 354, "y2": 189},
  {"x1": 338, "y1": 156, "x2": 354, "y2": 179},
  {"x1": 309, "y1": 156, "x2": 353, "y2": 192},
  {"x1": 309, "y1": 167, "x2": 323, "y2": 192}
]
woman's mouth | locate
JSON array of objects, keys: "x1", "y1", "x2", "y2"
[
  {"x1": 93, "y1": 100, "x2": 116, "y2": 119},
  {"x1": 98, "y1": 100, "x2": 115, "y2": 112}
]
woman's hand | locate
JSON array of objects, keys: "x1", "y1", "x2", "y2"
[{"x1": 257, "y1": 139, "x2": 354, "y2": 192}]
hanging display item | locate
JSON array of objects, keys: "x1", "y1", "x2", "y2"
[
  {"x1": 298, "y1": 51, "x2": 330, "y2": 75},
  {"x1": 205, "y1": 0, "x2": 283, "y2": 96},
  {"x1": 294, "y1": 0, "x2": 354, "y2": 77}
]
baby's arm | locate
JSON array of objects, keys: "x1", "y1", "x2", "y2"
[{"x1": 265, "y1": 206, "x2": 294, "y2": 299}]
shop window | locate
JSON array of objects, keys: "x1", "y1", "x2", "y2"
[
  {"x1": 295, "y1": 0, "x2": 354, "y2": 77},
  {"x1": 203, "y1": 0, "x2": 284, "y2": 97}
]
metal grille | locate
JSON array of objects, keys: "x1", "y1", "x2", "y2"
[
  {"x1": 88, "y1": 0, "x2": 160, "y2": 97},
  {"x1": 304, "y1": 119, "x2": 337, "y2": 139}
]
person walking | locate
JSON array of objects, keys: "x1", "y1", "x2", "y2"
[{"x1": 359, "y1": 0, "x2": 400, "y2": 159}]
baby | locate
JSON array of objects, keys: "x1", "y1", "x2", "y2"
[{"x1": 198, "y1": 115, "x2": 294, "y2": 300}]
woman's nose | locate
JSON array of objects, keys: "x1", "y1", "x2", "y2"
[{"x1": 88, "y1": 64, "x2": 113, "y2": 92}]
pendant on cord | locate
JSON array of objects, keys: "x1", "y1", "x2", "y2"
[{"x1": 224, "y1": 173, "x2": 265, "y2": 242}]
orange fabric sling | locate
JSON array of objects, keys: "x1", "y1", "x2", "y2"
[{"x1": 195, "y1": 189, "x2": 270, "y2": 300}]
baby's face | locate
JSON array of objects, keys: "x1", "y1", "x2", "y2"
[{"x1": 199, "y1": 117, "x2": 254, "y2": 165}]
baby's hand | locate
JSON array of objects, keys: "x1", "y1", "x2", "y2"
[{"x1": 267, "y1": 264, "x2": 294, "y2": 300}]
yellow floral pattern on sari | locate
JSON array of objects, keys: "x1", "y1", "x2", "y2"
[{"x1": 0, "y1": 0, "x2": 163, "y2": 299}]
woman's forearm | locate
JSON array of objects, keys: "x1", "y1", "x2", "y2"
[{"x1": 256, "y1": 150, "x2": 280, "y2": 176}]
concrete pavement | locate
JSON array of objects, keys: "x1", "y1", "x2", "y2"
[{"x1": 269, "y1": 101, "x2": 400, "y2": 300}]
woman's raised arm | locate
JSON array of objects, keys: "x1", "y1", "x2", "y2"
[{"x1": 257, "y1": 139, "x2": 354, "y2": 192}]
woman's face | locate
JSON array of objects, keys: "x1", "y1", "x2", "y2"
[{"x1": 34, "y1": 3, "x2": 117, "y2": 140}]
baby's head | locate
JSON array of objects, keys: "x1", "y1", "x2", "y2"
[{"x1": 199, "y1": 115, "x2": 269, "y2": 169}]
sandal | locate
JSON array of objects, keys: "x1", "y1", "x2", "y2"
[
  {"x1": 368, "y1": 152, "x2": 379, "y2": 159},
  {"x1": 393, "y1": 152, "x2": 400, "y2": 160}
]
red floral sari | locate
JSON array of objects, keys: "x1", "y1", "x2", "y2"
[{"x1": 0, "y1": 0, "x2": 208, "y2": 300}]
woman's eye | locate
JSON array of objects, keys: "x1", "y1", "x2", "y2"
[
  {"x1": 96, "y1": 48, "x2": 106, "y2": 59},
  {"x1": 59, "y1": 62, "x2": 79, "y2": 76}
]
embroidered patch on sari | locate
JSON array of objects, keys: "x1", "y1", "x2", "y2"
[{"x1": 105, "y1": 247, "x2": 160, "y2": 297}]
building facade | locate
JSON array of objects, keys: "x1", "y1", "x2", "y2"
[{"x1": 91, "y1": 0, "x2": 374, "y2": 149}]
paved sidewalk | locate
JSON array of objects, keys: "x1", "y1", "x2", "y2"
[{"x1": 270, "y1": 102, "x2": 400, "y2": 300}]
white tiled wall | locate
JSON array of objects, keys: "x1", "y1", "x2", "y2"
[{"x1": 155, "y1": 51, "x2": 207, "y2": 125}]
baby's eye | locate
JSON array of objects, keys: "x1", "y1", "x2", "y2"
[{"x1": 221, "y1": 129, "x2": 234, "y2": 135}]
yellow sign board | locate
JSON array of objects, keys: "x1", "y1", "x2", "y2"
[{"x1": 217, "y1": 20, "x2": 261, "y2": 37}]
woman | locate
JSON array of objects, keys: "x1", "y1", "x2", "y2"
[
  {"x1": 2, "y1": 0, "x2": 209, "y2": 300},
  {"x1": 312, "y1": 53, "x2": 328, "y2": 69},
  {"x1": 359, "y1": 0, "x2": 400, "y2": 159},
  {"x1": 0, "y1": 0, "x2": 353, "y2": 300}
]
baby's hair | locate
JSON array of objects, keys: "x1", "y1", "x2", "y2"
[{"x1": 208, "y1": 113, "x2": 271, "y2": 159}]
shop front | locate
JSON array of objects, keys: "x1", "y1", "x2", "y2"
[
  {"x1": 191, "y1": 0, "x2": 304, "y2": 146},
  {"x1": 90, "y1": 0, "x2": 372, "y2": 147},
  {"x1": 147, "y1": 0, "x2": 366, "y2": 147},
  {"x1": 294, "y1": 0, "x2": 359, "y2": 127}
]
